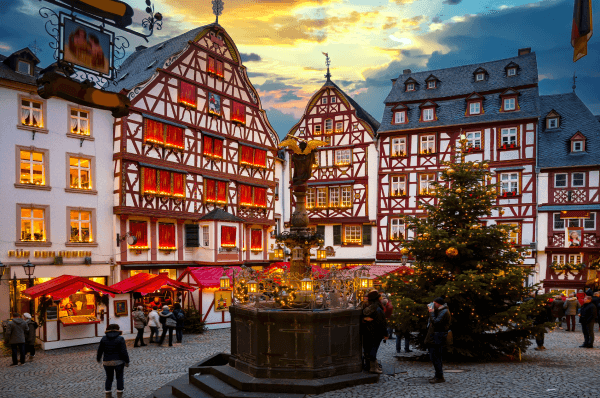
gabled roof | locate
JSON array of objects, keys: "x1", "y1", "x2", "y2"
[
  {"x1": 538, "y1": 92, "x2": 600, "y2": 168},
  {"x1": 110, "y1": 272, "x2": 195, "y2": 294},
  {"x1": 403, "y1": 77, "x2": 419, "y2": 85},
  {"x1": 322, "y1": 79, "x2": 380, "y2": 132},
  {"x1": 504, "y1": 61, "x2": 519, "y2": 70},
  {"x1": 500, "y1": 88, "x2": 519, "y2": 96},
  {"x1": 570, "y1": 131, "x2": 586, "y2": 141},
  {"x1": 419, "y1": 100, "x2": 437, "y2": 108},
  {"x1": 473, "y1": 67, "x2": 488, "y2": 75},
  {"x1": 425, "y1": 74, "x2": 439, "y2": 82},
  {"x1": 545, "y1": 109, "x2": 560, "y2": 118},
  {"x1": 466, "y1": 92, "x2": 484, "y2": 100},
  {"x1": 21, "y1": 275, "x2": 120, "y2": 300},
  {"x1": 0, "y1": 48, "x2": 42, "y2": 86},
  {"x1": 392, "y1": 103, "x2": 408, "y2": 111},
  {"x1": 198, "y1": 208, "x2": 245, "y2": 222}
]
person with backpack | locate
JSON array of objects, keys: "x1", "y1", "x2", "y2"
[
  {"x1": 97, "y1": 324, "x2": 130, "y2": 398},
  {"x1": 22, "y1": 313, "x2": 38, "y2": 361},
  {"x1": 172, "y1": 302, "x2": 185, "y2": 344},
  {"x1": 158, "y1": 305, "x2": 177, "y2": 347},
  {"x1": 132, "y1": 306, "x2": 147, "y2": 347}
]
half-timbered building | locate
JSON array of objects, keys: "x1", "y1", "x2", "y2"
[
  {"x1": 109, "y1": 24, "x2": 280, "y2": 281},
  {"x1": 376, "y1": 48, "x2": 539, "y2": 269},
  {"x1": 284, "y1": 77, "x2": 380, "y2": 269},
  {"x1": 536, "y1": 92, "x2": 600, "y2": 294}
]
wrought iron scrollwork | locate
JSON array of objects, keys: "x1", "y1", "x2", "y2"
[
  {"x1": 39, "y1": 7, "x2": 60, "y2": 60},
  {"x1": 142, "y1": 0, "x2": 163, "y2": 35}
]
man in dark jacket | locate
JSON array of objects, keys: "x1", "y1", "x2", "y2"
[
  {"x1": 592, "y1": 292, "x2": 600, "y2": 332},
  {"x1": 172, "y1": 303, "x2": 185, "y2": 344},
  {"x1": 579, "y1": 296, "x2": 597, "y2": 348},
  {"x1": 425, "y1": 298, "x2": 451, "y2": 384},
  {"x1": 158, "y1": 305, "x2": 177, "y2": 347},
  {"x1": 5, "y1": 312, "x2": 29, "y2": 366},
  {"x1": 361, "y1": 290, "x2": 388, "y2": 374},
  {"x1": 23, "y1": 312, "x2": 38, "y2": 361},
  {"x1": 97, "y1": 324, "x2": 130, "y2": 398}
]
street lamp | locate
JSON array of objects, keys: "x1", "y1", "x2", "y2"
[
  {"x1": 316, "y1": 247, "x2": 327, "y2": 260},
  {"x1": 23, "y1": 260, "x2": 36, "y2": 316},
  {"x1": 401, "y1": 254, "x2": 408, "y2": 266},
  {"x1": 0, "y1": 261, "x2": 7, "y2": 280}
]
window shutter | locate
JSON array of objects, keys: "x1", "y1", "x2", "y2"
[
  {"x1": 333, "y1": 225, "x2": 341, "y2": 245},
  {"x1": 185, "y1": 224, "x2": 200, "y2": 247},
  {"x1": 316, "y1": 225, "x2": 325, "y2": 242},
  {"x1": 362, "y1": 225, "x2": 372, "y2": 245}
]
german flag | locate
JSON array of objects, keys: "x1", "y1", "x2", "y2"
[{"x1": 571, "y1": 0, "x2": 593, "y2": 62}]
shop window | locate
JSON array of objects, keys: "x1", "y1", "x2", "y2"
[
  {"x1": 20, "y1": 99, "x2": 43, "y2": 128},
  {"x1": 306, "y1": 188, "x2": 316, "y2": 209},
  {"x1": 419, "y1": 174, "x2": 435, "y2": 195},
  {"x1": 343, "y1": 225, "x2": 362, "y2": 244},
  {"x1": 179, "y1": 81, "x2": 197, "y2": 108},
  {"x1": 500, "y1": 127, "x2": 518, "y2": 149},
  {"x1": 158, "y1": 223, "x2": 176, "y2": 251},
  {"x1": 69, "y1": 156, "x2": 92, "y2": 190},
  {"x1": 240, "y1": 145, "x2": 267, "y2": 168},
  {"x1": 203, "y1": 135, "x2": 224, "y2": 159},
  {"x1": 232, "y1": 101, "x2": 246, "y2": 124},
  {"x1": 335, "y1": 149, "x2": 352, "y2": 166},
  {"x1": 205, "y1": 179, "x2": 228, "y2": 204},
  {"x1": 554, "y1": 173, "x2": 567, "y2": 187},
  {"x1": 391, "y1": 175, "x2": 406, "y2": 197},
  {"x1": 420, "y1": 135, "x2": 435, "y2": 154},
  {"x1": 221, "y1": 225, "x2": 237, "y2": 248},
  {"x1": 500, "y1": 173, "x2": 520, "y2": 196},
  {"x1": 70, "y1": 210, "x2": 92, "y2": 243},
  {"x1": 70, "y1": 108, "x2": 90, "y2": 136},
  {"x1": 58, "y1": 292, "x2": 98, "y2": 323},
  {"x1": 390, "y1": 218, "x2": 405, "y2": 241},
  {"x1": 19, "y1": 149, "x2": 45, "y2": 186},
  {"x1": 20, "y1": 206, "x2": 46, "y2": 242},
  {"x1": 251, "y1": 229, "x2": 263, "y2": 252},
  {"x1": 129, "y1": 221, "x2": 149, "y2": 249},
  {"x1": 391, "y1": 137, "x2": 406, "y2": 157},
  {"x1": 159, "y1": 269, "x2": 177, "y2": 280},
  {"x1": 341, "y1": 186, "x2": 353, "y2": 208}
]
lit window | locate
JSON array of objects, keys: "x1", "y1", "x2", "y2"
[
  {"x1": 572, "y1": 172, "x2": 585, "y2": 187},
  {"x1": 322, "y1": 97, "x2": 328, "y2": 104},
  {"x1": 341, "y1": 186, "x2": 352, "y2": 207},
  {"x1": 316, "y1": 188, "x2": 327, "y2": 208},
  {"x1": 325, "y1": 119, "x2": 333, "y2": 134},
  {"x1": 390, "y1": 218, "x2": 405, "y2": 241},
  {"x1": 70, "y1": 109, "x2": 90, "y2": 135},
  {"x1": 314, "y1": 124, "x2": 322, "y2": 135},
  {"x1": 335, "y1": 149, "x2": 351, "y2": 165},
  {"x1": 70, "y1": 210, "x2": 92, "y2": 243},
  {"x1": 343, "y1": 225, "x2": 362, "y2": 244},
  {"x1": 391, "y1": 137, "x2": 406, "y2": 156},
  {"x1": 584, "y1": 213, "x2": 596, "y2": 230},
  {"x1": 553, "y1": 213, "x2": 565, "y2": 230},
  {"x1": 568, "y1": 254, "x2": 583, "y2": 264},
  {"x1": 406, "y1": 83, "x2": 415, "y2": 91},
  {"x1": 17, "y1": 60, "x2": 31, "y2": 75},
  {"x1": 552, "y1": 254, "x2": 566, "y2": 264},
  {"x1": 503, "y1": 98, "x2": 516, "y2": 111},
  {"x1": 500, "y1": 173, "x2": 519, "y2": 195},
  {"x1": 69, "y1": 157, "x2": 91, "y2": 190},
  {"x1": 21, "y1": 99, "x2": 43, "y2": 128},
  {"x1": 391, "y1": 175, "x2": 406, "y2": 197},
  {"x1": 422, "y1": 108, "x2": 434, "y2": 121},
  {"x1": 507, "y1": 68, "x2": 516, "y2": 76},
  {"x1": 420, "y1": 135, "x2": 435, "y2": 154},
  {"x1": 419, "y1": 174, "x2": 435, "y2": 195},
  {"x1": 500, "y1": 127, "x2": 517, "y2": 147},
  {"x1": 554, "y1": 173, "x2": 567, "y2": 187},
  {"x1": 329, "y1": 187, "x2": 340, "y2": 207},
  {"x1": 476, "y1": 73, "x2": 485, "y2": 81},
  {"x1": 466, "y1": 131, "x2": 481, "y2": 150},
  {"x1": 335, "y1": 121, "x2": 343, "y2": 133},
  {"x1": 306, "y1": 189, "x2": 316, "y2": 209},
  {"x1": 20, "y1": 150, "x2": 45, "y2": 185},
  {"x1": 499, "y1": 222, "x2": 520, "y2": 244},
  {"x1": 394, "y1": 111, "x2": 405, "y2": 124},
  {"x1": 469, "y1": 102, "x2": 481, "y2": 115},
  {"x1": 20, "y1": 208, "x2": 46, "y2": 242},
  {"x1": 572, "y1": 141, "x2": 584, "y2": 152},
  {"x1": 428, "y1": 81, "x2": 436, "y2": 89},
  {"x1": 324, "y1": 136, "x2": 332, "y2": 145},
  {"x1": 548, "y1": 118, "x2": 558, "y2": 129},
  {"x1": 202, "y1": 225, "x2": 210, "y2": 247}
]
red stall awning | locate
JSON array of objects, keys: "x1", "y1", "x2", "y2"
[
  {"x1": 178, "y1": 266, "x2": 243, "y2": 289},
  {"x1": 21, "y1": 275, "x2": 121, "y2": 300},
  {"x1": 110, "y1": 273, "x2": 195, "y2": 295},
  {"x1": 264, "y1": 262, "x2": 330, "y2": 279}
]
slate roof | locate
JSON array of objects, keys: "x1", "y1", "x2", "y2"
[
  {"x1": 108, "y1": 25, "x2": 210, "y2": 93},
  {"x1": 537, "y1": 92, "x2": 600, "y2": 169},
  {"x1": 0, "y1": 51, "x2": 42, "y2": 85},
  {"x1": 323, "y1": 80, "x2": 380, "y2": 133},
  {"x1": 198, "y1": 208, "x2": 246, "y2": 223},
  {"x1": 378, "y1": 52, "x2": 539, "y2": 133},
  {"x1": 596, "y1": 115, "x2": 600, "y2": 124}
]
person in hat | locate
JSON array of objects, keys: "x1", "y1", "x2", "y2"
[
  {"x1": 132, "y1": 306, "x2": 147, "y2": 347},
  {"x1": 97, "y1": 324, "x2": 130, "y2": 398},
  {"x1": 5, "y1": 312, "x2": 29, "y2": 366},
  {"x1": 361, "y1": 289, "x2": 389, "y2": 374},
  {"x1": 23, "y1": 312, "x2": 38, "y2": 361},
  {"x1": 424, "y1": 297, "x2": 451, "y2": 383}
]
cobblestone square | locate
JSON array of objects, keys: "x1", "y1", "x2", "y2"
[{"x1": 2, "y1": 326, "x2": 599, "y2": 398}]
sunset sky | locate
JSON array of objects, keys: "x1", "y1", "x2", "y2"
[{"x1": 1, "y1": 0, "x2": 598, "y2": 137}]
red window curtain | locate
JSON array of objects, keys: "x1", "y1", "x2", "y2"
[
  {"x1": 159, "y1": 223, "x2": 176, "y2": 248},
  {"x1": 254, "y1": 187, "x2": 267, "y2": 207},
  {"x1": 251, "y1": 229, "x2": 262, "y2": 250},
  {"x1": 129, "y1": 221, "x2": 148, "y2": 247},
  {"x1": 145, "y1": 119, "x2": 164, "y2": 144},
  {"x1": 217, "y1": 180, "x2": 227, "y2": 203},
  {"x1": 254, "y1": 149, "x2": 267, "y2": 167},
  {"x1": 239, "y1": 184, "x2": 252, "y2": 206},
  {"x1": 203, "y1": 135, "x2": 213, "y2": 156},
  {"x1": 173, "y1": 173, "x2": 185, "y2": 197},
  {"x1": 216, "y1": 60, "x2": 224, "y2": 77},
  {"x1": 205, "y1": 179, "x2": 216, "y2": 202},
  {"x1": 159, "y1": 170, "x2": 172, "y2": 195},
  {"x1": 241, "y1": 146, "x2": 253, "y2": 165},
  {"x1": 166, "y1": 125, "x2": 184, "y2": 149},
  {"x1": 213, "y1": 138, "x2": 223, "y2": 159},
  {"x1": 179, "y1": 81, "x2": 196, "y2": 107},
  {"x1": 142, "y1": 167, "x2": 157, "y2": 194},
  {"x1": 207, "y1": 56, "x2": 216, "y2": 74},
  {"x1": 221, "y1": 226, "x2": 236, "y2": 247},
  {"x1": 232, "y1": 102, "x2": 246, "y2": 124}
]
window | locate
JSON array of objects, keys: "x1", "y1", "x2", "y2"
[
  {"x1": 391, "y1": 137, "x2": 406, "y2": 157},
  {"x1": 20, "y1": 149, "x2": 45, "y2": 185},
  {"x1": 179, "y1": 81, "x2": 197, "y2": 108},
  {"x1": 329, "y1": 187, "x2": 340, "y2": 207},
  {"x1": 554, "y1": 173, "x2": 567, "y2": 187},
  {"x1": 476, "y1": 73, "x2": 485, "y2": 81},
  {"x1": 316, "y1": 188, "x2": 327, "y2": 208},
  {"x1": 420, "y1": 135, "x2": 435, "y2": 154},
  {"x1": 70, "y1": 210, "x2": 92, "y2": 243},
  {"x1": 419, "y1": 174, "x2": 435, "y2": 195},
  {"x1": 324, "y1": 136, "x2": 332, "y2": 146},
  {"x1": 322, "y1": 97, "x2": 328, "y2": 104},
  {"x1": 498, "y1": 222, "x2": 520, "y2": 244},
  {"x1": 240, "y1": 145, "x2": 267, "y2": 168},
  {"x1": 17, "y1": 60, "x2": 31, "y2": 75},
  {"x1": 335, "y1": 121, "x2": 343, "y2": 133},
  {"x1": 406, "y1": 83, "x2": 415, "y2": 91},
  {"x1": 20, "y1": 207, "x2": 46, "y2": 242},
  {"x1": 341, "y1": 186, "x2": 352, "y2": 208},
  {"x1": 553, "y1": 213, "x2": 565, "y2": 230},
  {"x1": 568, "y1": 219, "x2": 580, "y2": 228},
  {"x1": 331, "y1": 97, "x2": 336, "y2": 103},
  {"x1": 500, "y1": 127, "x2": 517, "y2": 147},
  {"x1": 507, "y1": 68, "x2": 516, "y2": 76},
  {"x1": 207, "y1": 56, "x2": 223, "y2": 78},
  {"x1": 250, "y1": 229, "x2": 263, "y2": 252},
  {"x1": 572, "y1": 141, "x2": 584, "y2": 152},
  {"x1": 20, "y1": 99, "x2": 43, "y2": 128},
  {"x1": 312, "y1": 154, "x2": 319, "y2": 168},
  {"x1": 466, "y1": 131, "x2": 482, "y2": 150},
  {"x1": 548, "y1": 118, "x2": 558, "y2": 129},
  {"x1": 69, "y1": 157, "x2": 91, "y2": 190},
  {"x1": 70, "y1": 109, "x2": 90, "y2": 136},
  {"x1": 552, "y1": 254, "x2": 566, "y2": 264},
  {"x1": 306, "y1": 189, "x2": 316, "y2": 209},
  {"x1": 500, "y1": 173, "x2": 519, "y2": 195},
  {"x1": 202, "y1": 225, "x2": 210, "y2": 246},
  {"x1": 390, "y1": 175, "x2": 406, "y2": 197},
  {"x1": 394, "y1": 111, "x2": 406, "y2": 124},
  {"x1": 343, "y1": 225, "x2": 362, "y2": 244},
  {"x1": 314, "y1": 124, "x2": 322, "y2": 135},
  {"x1": 203, "y1": 135, "x2": 223, "y2": 159},
  {"x1": 390, "y1": 218, "x2": 405, "y2": 241},
  {"x1": 142, "y1": 167, "x2": 186, "y2": 199},
  {"x1": 204, "y1": 178, "x2": 228, "y2": 204},
  {"x1": 572, "y1": 172, "x2": 585, "y2": 187},
  {"x1": 584, "y1": 213, "x2": 596, "y2": 230},
  {"x1": 568, "y1": 254, "x2": 583, "y2": 264},
  {"x1": 129, "y1": 221, "x2": 148, "y2": 249},
  {"x1": 158, "y1": 223, "x2": 176, "y2": 250},
  {"x1": 238, "y1": 184, "x2": 267, "y2": 208},
  {"x1": 335, "y1": 149, "x2": 351, "y2": 166},
  {"x1": 325, "y1": 119, "x2": 333, "y2": 134},
  {"x1": 422, "y1": 108, "x2": 434, "y2": 122},
  {"x1": 469, "y1": 102, "x2": 481, "y2": 115},
  {"x1": 503, "y1": 98, "x2": 516, "y2": 111},
  {"x1": 427, "y1": 80, "x2": 436, "y2": 89},
  {"x1": 144, "y1": 118, "x2": 185, "y2": 150},
  {"x1": 184, "y1": 224, "x2": 199, "y2": 248}
]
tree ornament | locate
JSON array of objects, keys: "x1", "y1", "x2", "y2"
[
  {"x1": 456, "y1": 188, "x2": 462, "y2": 194},
  {"x1": 400, "y1": 247, "x2": 409, "y2": 255},
  {"x1": 473, "y1": 163, "x2": 480, "y2": 168},
  {"x1": 446, "y1": 247, "x2": 459, "y2": 257},
  {"x1": 500, "y1": 210, "x2": 505, "y2": 215},
  {"x1": 423, "y1": 232, "x2": 430, "y2": 238},
  {"x1": 482, "y1": 163, "x2": 489, "y2": 168},
  {"x1": 510, "y1": 247, "x2": 517, "y2": 252},
  {"x1": 435, "y1": 243, "x2": 440, "y2": 248},
  {"x1": 447, "y1": 168, "x2": 455, "y2": 174}
]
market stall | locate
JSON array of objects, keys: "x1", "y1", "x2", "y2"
[{"x1": 21, "y1": 275, "x2": 120, "y2": 350}]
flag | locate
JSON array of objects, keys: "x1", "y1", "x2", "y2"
[{"x1": 571, "y1": 0, "x2": 593, "y2": 62}]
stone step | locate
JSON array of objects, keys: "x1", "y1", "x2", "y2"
[
  {"x1": 151, "y1": 385, "x2": 177, "y2": 398},
  {"x1": 172, "y1": 382, "x2": 214, "y2": 398},
  {"x1": 192, "y1": 373, "x2": 306, "y2": 398}
]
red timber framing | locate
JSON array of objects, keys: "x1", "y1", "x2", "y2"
[
  {"x1": 113, "y1": 25, "x2": 279, "y2": 271},
  {"x1": 376, "y1": 118, "x2": 538, "y2": 262}
]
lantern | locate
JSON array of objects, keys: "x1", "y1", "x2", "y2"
[
  {"x1": 300, "y1": 277, "x2": 313, "y2": 294},
  {"x1": 401, "y1": 254, "x2": 408, "y2": 266},
  {"x1": 219, "y1": 273, "x2": 230, "y2": 290},
  {"x1": 274, "y1": 245, "x2": 284, "y2": 260},
  {"x1": 316, "y1": 247, "x2": 327, "y2": 260},
  {"x1": 247, "y1": 279, "x2": 258, "y2": 294},
  {"x1": 357, "y1": 274, "x2": 371, "y2": 290}
]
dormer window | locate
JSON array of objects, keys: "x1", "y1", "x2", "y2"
[
  {"x1": 500, "y1": 89, "x2": 519, "y2": 112},
  {"x1": 572, "y1": 141, "x2": 584, "y2": 152},
  {"x1": 422, "y1": 108, "x2": 434, "y2": 121},
  {"x1": 465, "y1": 93, "x2": 484, "y2": 117},
  {"x1": 469, "y1": 102, "x2": 481, "y2": 115},
  {"x1": 545, "y1": 111, "x2": 560, "y2": 129},
  {"x1": 476, "y1": 73, "x2": 485, "y2": 81},
  {"x1": 548, "y1": 118, "x2": 558, "y2": 129},
  {"x1": 406, "y1": 83, "x2": 415, "y2": 91},
  {"x1": 17, "y1": 60, "x2": 31, "y2": 75},
  {"x1": 427, "y1": 81, "x2": 436, "y2": 89},
  {"x1": 394, "y1": 111, "x2": 406, "y2": 124},
  {"x1": 570, "y1": 132, "x2": 586, "y2": 153},
  {"x1": 419, "y1": 101, "x2": 437, "y2": 122},
  {"x1": 507, "y1": 68, "x2": 516, "y2": 76}
]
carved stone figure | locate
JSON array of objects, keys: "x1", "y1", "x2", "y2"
[{"x1": 279, "y1": 138, "x2": 326, "y2": 187}]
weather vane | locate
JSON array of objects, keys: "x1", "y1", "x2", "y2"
[
  {"x1": 212, "y1": 0, "x2": 224, "y2": 24},
  {"x1": 322, "y1": 52, "x2": 331, "y2": 81}
]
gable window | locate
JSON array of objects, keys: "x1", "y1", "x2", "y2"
[
  {"x1": 469, "y1": 102, "x2": 481, "y2": 115},
  {"x1": 331, "y1": 97, "x2": 336, "y2": 103},
  {"x1": 406, "y1": 83, "x2": 415, "y2": 91},
  {"x1": 466, "y1": 131, "x2": 482, "y2": 151},
  {"x1": 341, "y1": 186, "x2": 353, "y2": 208},
  {"x1": 329, "y1": 187, "x2": 340, "y2": 207},
  {"x1": 427, "y1": 80, "x2": 436, "y2": 89},
  {"x1": 394, "y1": 111, "x2": 406, "y2": 124},
  {"x1": 231, "y1": 101, "x2": 246, "y2": 124},
  {"x1": 21, "y1": 99, "x2": 43, "y2": 128},
  {"x1": 548, "y1": 117, "x2": 558, "y2": 129},
  {"x1": 207, "y1": 56, "x2": 224, "y2": 78},
  {"x1": 343, "y1": 225, "x2": 362, "y2": 244},
  {"x1": 572, "y1": 141, "x2": 584, "y2": 152},
  {"x1": 20, "y1": 149, "x2": 45, "y2": 186},
  {"x1": 306, "y1": 188, "x2": 315, "y2": 209},
  {"x1": 500, "y1": 127, "x2": 517, "y2": 148},
  {"x1": 572, "y1": 172, "x2": 585, "y2": 187},
  {"x1": 70, "y1": 109, "x2": 90, "y2": 136},
  {"x1": 422, "y1": 108, "x2": 434, "y2": 122},
  {"x1": 70, "y1": 210, "x2": 92, "y2": 243},
  {"x1": 325, "y1": 119, "x2": 333, "y2": 134},
  {"x1": 335, "y1": 149, "x2": 352, "y2": 166},
  {"x1": 420, "y1": 134, "x2": 435, "y2": 154},
  {"x1": 322, "y1": 97, "x2": 328, "y2": 104},
  {"x1": 20, "y1": 207, "x2": 47, "y2": 242},
  {"x1": 335, "y1": 121, "x2": 343, "y2": 133},
  {"x1": 553, "y1": 213, "x2": 565, "y2": 230},
  {"x1": 202, "y1": 225, "x2": 210, "y2": 247},
  {"x1": 179, "y1": 81, "x2": 197, "y2": 108},
  {"x1": 203, "y1": 135, "x2": 224, "y2": 159},
  {"x1": 390, "y1": 175, "x2": 406, "y2": 197},
  {"x1": 17, "y1": 60, "x2": 31, "y2": 75},
  {"x1": 391, "y1": 137, "x2": 406, "y2": 157},
  {"x1": 419, "y1": 174, "x2": 435, "y2": 195},
  {"x1": 500, "y1": 172, "x2": 519, "y2": 196},
  {"x1": 314, "y1": 124, "x2": 322, "y2": 135},
  {"x1": 584, "y1": 213, "x2": 596, "y2": 230},
  {"x1": 555, "y1": 173, "x2": 567, "y2": 187},
  {"x1": 390, "y1": 218, "x2": 405, "y2": 241},
  {"x1": 476, "y1": 73, "x2": 485, "y2": 81},
  {"x1": 316, "y1": 187, "x2": 327, "y2": 208},
  {"x1": 69, "y1": 156, "x2": 92, "y2": 190},
  {"x1": 507, "y1": 68, "x2": 516, "y2": 76}
]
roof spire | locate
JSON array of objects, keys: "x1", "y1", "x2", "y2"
[
  {"x1": 572, "y1": 70, "x2": 577, "y2": 92},
  {"x1": 322, "y1": 52, "x2": 331, "y2": 81},
  {"x1": 212, "y1": 0, "x2": 224, "y2": 24}
]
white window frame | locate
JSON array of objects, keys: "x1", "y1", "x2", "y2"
[
  {"x1": 419, "y1": 174, "x2": 435, "y2": 195},
  {"x1": 572, "y1": 141, "x2": 583, "y2": 152},
  {"x1": 503, "y1": 98, "x2": 516, "y2": 111},
  {"x1": 340, "y1": 186, "x2": 352, "y2": 208},
  {"x1": 343, "y1": 225, "x2": 362, "y2": 244},
  {"x1": 500, "y1": 127, "x2": 517, "y2": 146},
  {"x1": 321, "y1": 97, "x2": 327, "y2": 104},
  {"x1": 584, "y1": 213, "x2": 596, "y2": 230},
  {"x1": 20, "y1": 206, "x2": 47, "y2": 243},
  {"x1": 500, "y1": 172, "x2": 519, "y2": 195},
  {"x1": 568, "y1": 254, "x2": 583, "y2": 264},
  {"x1": 316, "y1": 188, "x2": 327, "y2": 208},
  {"x1": 406, "y1": 83, "x2": 415, "y2": 91},
  {"x1": 476, "y1": 73, "x2": 485, "y2": 81},
  {"x1": 69, "y1": 156, "x2": 92, "y2": 190},
  {"x1": 552, "y1": 254, "x2": 566, "y2": 264},
  {"x1": 554, "y1": 173, "x2": 567, "y2": 188},
  {"x1": 466, "y1": 131, "x2": 481, "y2": 149},
  {"x1": 335, "y1": 149, "x2": 352, "y2": 166},
  {"x1": 394, "y1": 111, "x2": 405, "y2": 124},
  {"x1": 69, "y1": 209, "x2": 93, "y2": 243},
  {"x1": 391, "y1": 175, "x2": 406, "y2": 197},
  {"x1": 331, "y1": 97, "x2": 336, "y2": 103},
  {"x1": 469, "y1": 102, "x2": 481, "y2": 115},
  {"x1": 20, "y1": 98, "x2": 44, "y2": 128},
  {"x1": 390, "y1": 218, "x2": 405, "y2": 240},
  {"x1": 202, "y1": 225, "x2": 210, "y2": 247},
  {"x1": 335, "y1": 121, "x2": 343, "y2": 133},
  {"x1": 306, "y1": 189, "x2": 316, "y2": 209},
  {"x1": 548, "y1": 118, "x2": 558, "y2": 129},
  {"x1": 572, "y1": 172, "x2": 585, "y2": 187},
  {"x1": 427, "y1": 80, "x2": 436, "y2": 89},
  {"x1": 420, "y1": 135, "x2": 435, "y2": 154},
  {"x1": 329, "y1": 187, "x2": 340, "y2": 207},
  {"x1": 507, "y1": 68, "x2": 516, "y2": 76},
  {"x1": 422, "y1": 108, "x2": 434, "y2": 121},
  {"x1": 325, "y1": 119, "x2": 333, "y2": 134},
  {"x1": 391, "y1": 137, "x2": 406, "y2": 157},
  {"x1": 69, "y1": 108, "x2": 91, "y2": 136},
  {"x1": 553, "y1": 213, "x2": 565, "y2": 230}
]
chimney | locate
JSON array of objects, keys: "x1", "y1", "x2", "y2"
[
  {"x1": 136, "y1": 45, "x2": 147, "y2": 52},
  {"x1": 403, "y1": 69, "x2": 412, "y2": 74},
  {"x1": 518, "y1": 48, "x2": 531, "y2": 56}
]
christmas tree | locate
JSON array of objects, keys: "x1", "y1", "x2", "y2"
[{"x1": 384, "y1": 139, "x2": 552, "y2": 360}]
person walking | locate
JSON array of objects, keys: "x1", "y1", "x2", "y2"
[
  {"x1": 5, "y1": 312, "x2": 29, "y2": 366},
  {"x1": 158, "y1": 305, "x2": 177, "y2": 347},
  {"x1": 550, "y1": 295, "x2": 565, "y2": 330},
  {"x1": 579, "y1": 296, "x2": 597, "y2": 348},
  {"x1": 533, "y1": 299, "x2": 552, "y2": 350},
  {"x1": 425, "y1": 297, "x2": 452, "y2": 384},
  {"x1": 381, "y1": 293, "x2": 395, "y2": 340},
  {"x1": 132, "y1": 306, "x2": 147, "y2": 347},
  {"x1": 395, "y1": 319, "x2": 412, "y2": 354},
  {"x1": 172, "y1": 303, "x2": 185, "y2": 344},
  {"x1": 148, "y1": 306, "x2": 160, "y2": 344},
  {"x1": 97, "y1": 324, "x2": 130, "y2": 398},
  {"x1": 564, "y1": 293, "x2": 581, "y2": 331},
  {"x1": 361, "y1": 290, "x2": 388, "y2": 374},
  {"x1": 22, "y1": 313, "x2": 38, "y2": 361}
]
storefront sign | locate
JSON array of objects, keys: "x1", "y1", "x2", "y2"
[{"x1": 325, "y1": 246, "x2": 336, "y2": 257}]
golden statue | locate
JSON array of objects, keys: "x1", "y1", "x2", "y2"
[{"x1": 279, "y1": 137, "x2": 326, "y2": 187}]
